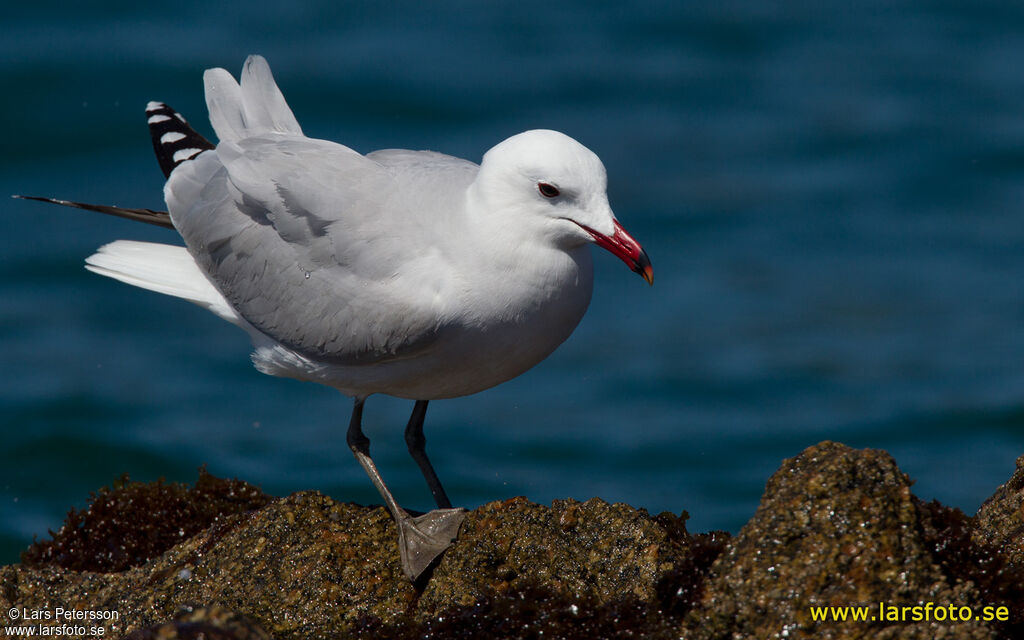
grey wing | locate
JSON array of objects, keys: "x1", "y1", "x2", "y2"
[
  {"x1": 166, "y1": 136, "x2": 459, "y2": 364},
  {"x1": 367, "y1": 148, "x2": 480, "y2": 180}
]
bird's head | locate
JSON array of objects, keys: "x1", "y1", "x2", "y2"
[{"x1": 475, "y1": 129, "x2": 653, "y2": 285}]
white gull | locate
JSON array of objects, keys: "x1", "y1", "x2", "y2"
[{"x1": 19, "y1": 55, "x2": 653, "y2": 580}]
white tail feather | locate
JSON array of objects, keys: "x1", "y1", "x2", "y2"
[{"x1": 85, "y1": 240, "x2": 240, "y2": 325}]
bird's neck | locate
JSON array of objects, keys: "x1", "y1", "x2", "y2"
[{"x1": 449, "y1": 190, "x2": 592, "y2": 329}]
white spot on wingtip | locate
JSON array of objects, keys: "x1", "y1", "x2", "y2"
[
  {"x1": 146, "y1": 101, "x2": 165, "y2": 112},
  {"x1": 148, "y1": 114, "x2": 171, "y2": 124},
  {"x1": 172, "y1": 148, "x2": 203, "y2": 163},
  {"x1": 160, "y1": 131, "x2": 186, "y2": 144}
]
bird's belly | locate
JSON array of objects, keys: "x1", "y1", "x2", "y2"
[
  {"x1": 257, "y1": 271, "x2": 591, "y2": 400},
  {"x1": 351, "y1": 281, "x2": 592, "y2": 399},
  {"x1": 405, "y1": 314, "x2": 587, "y2": 399},
  {"x1": 249, "y1": 245, "x2": 595, "y2": 400}
]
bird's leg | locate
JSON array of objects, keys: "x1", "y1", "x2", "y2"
[
  {"x1": 346, "y1": 398, "x2": 404, "y2": 517},
  {"x1": 404, "y1": 400, "x2": 453, "y2": 509},
  {"x1": 346, "y1": 397, "x2": 465, "y2": 581}
]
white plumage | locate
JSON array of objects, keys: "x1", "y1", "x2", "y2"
[
  {"x1": 53, "y1": 55, "x2": 653, "y2": 580},
  {"x1": 85, "y1": 240, "x2": 240, "y2": 325}
]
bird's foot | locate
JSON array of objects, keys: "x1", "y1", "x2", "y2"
[{"x1": 397, "y1": 507, "x2": 467, "y2": 581}]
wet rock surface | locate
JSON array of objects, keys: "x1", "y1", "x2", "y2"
[
  {"x1": 687, "y1": 442, "x2": 1002, "y2": 639},
  {"x1": 974, "y1": 454, "x2": 1024, "y2": 566},
  {"x1": 2, "y1": 441, "x2": 1023, "y2": 639}
]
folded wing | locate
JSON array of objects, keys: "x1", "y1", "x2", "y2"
[{"x1": 167, "y1": 56, "x2": 470, "y2": 365}]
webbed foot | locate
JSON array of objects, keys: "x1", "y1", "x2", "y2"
[{"x1": 397, "y1": 507, "x2": 467, "y2": 580}]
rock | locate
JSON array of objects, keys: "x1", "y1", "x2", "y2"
[
  {"x1": 2, "y1": 442, "x2": 1023, "y2": 638},
  {"x1": 687, "y1": 442, "x2": 998, "y2": 640},
  {"x1": 973, "y1": 454, "x2": 1024, "y2": 565},
  {"x1": 418, "y1": 496, "x2": 690, "y2": 612},
  {"x1": 0, "y1": 479, "x2": 712, "y2": 638},
  {"x1": 124, "y1": 605, "x2": 273, "y2": 640},
  {"x1": 20, "y1": 469, "x2": 270, "y2": 573}
]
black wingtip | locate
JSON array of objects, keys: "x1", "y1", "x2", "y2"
[{"x1": 146, "y1": 102, "x2": 215, "y2": 179}]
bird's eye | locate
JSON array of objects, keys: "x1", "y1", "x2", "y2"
[{"x1": 538, "y1": 182, "x2": 560, "y2": 198}]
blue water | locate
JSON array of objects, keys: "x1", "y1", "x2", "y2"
[{"x1": 5, "y1": 1, "x2": 1024, "y2": 564}]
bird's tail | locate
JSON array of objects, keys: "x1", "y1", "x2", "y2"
[
  {"x1": 14, "y1": 98, "x2": 216, "y2": 225},
  {"x1": 85, "y1": 240, "x2": 239, "y2": 324},
  {"x1": 12, "y1": 195, "x2": 172, "y2": 227}
]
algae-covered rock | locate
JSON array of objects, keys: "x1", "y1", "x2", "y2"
[
  {"x1": 124, "y1": 605, "x2": 273, "y2": 640},
  {"x1": 2, "y1": 493, "x2": 418, "y2": 637},
  {"x1": 3, "y1": 443, "x2": 1023, "y2": 639},
  {"x1": 0, "y1": 472, "x2": 711, "y2": 638},
  {"x1": 973, "y1": 454, "x2": 1024, "y2": 565},
  {"x1": 419, "y1": 496, "x2": 692, "y2": 613},
  {"x1": 21, "y1": 469, "x2": 270, "y2": 572},
  {"x1": 687, "y1": 441, "x2": 997, "y2": 640}
]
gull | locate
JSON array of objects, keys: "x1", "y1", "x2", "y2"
[{"x1": 18, "y1": 55, "x2": 653, "y2": 580}]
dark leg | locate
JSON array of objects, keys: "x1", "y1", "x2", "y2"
[
  {"x1": 404, "y1": 400, "x2": 453, "y2": 509},
  {"x1": 347, "y1": 397, "x2": 403, "y2": 517},
  {"x1": 345, "y1": 397, "x2": 465, "y2": 581}
]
